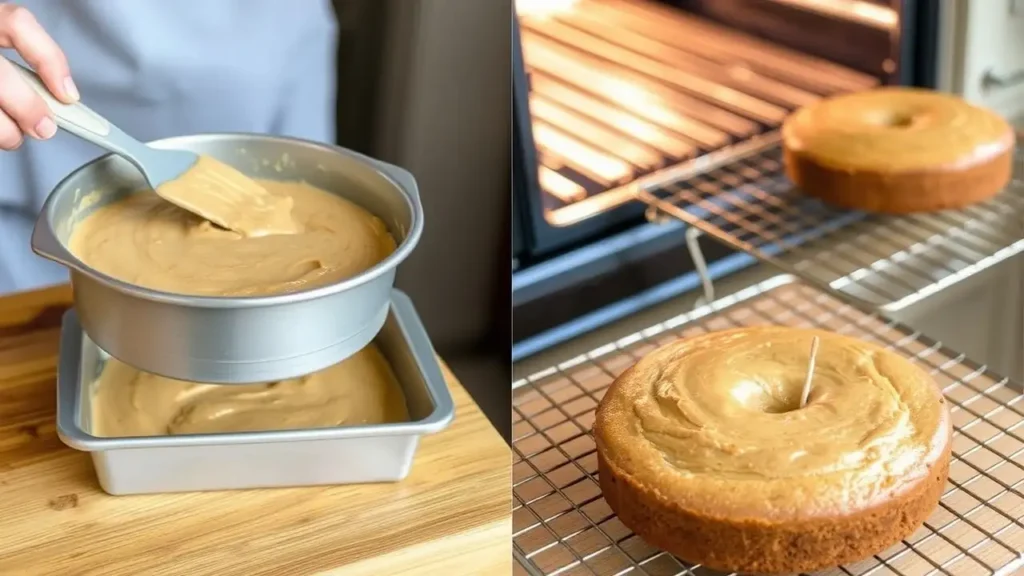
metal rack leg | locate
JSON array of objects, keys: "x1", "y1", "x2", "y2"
[
  {"x1": 686, "y1": 226, "x2": 715, "y2": 310},
  {"x1": 645, "y1": 201, "x2": 716, "y2": 310}
]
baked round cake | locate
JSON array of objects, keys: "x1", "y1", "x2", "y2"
[
  {"x1": 782, "y1": 87, "x2": 1014, "y2": 214},
  {"x1": 594, "y1": 326, "x2": 952, "y2": 575}
]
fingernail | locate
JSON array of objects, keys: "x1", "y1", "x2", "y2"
[
  {"x1": 34, "y1": 117, "x2": 57, "y2": 139},
  {"x1": 63, "y1": 77, "x2": 79, "y2": 102}
]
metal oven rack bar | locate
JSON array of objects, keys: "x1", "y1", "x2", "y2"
[
  {"x1": 636, "y1": 140, "x2": 1024, "y2": 314},
  {"x1": 512, "y1": 275, "x2": 1024, "y2": 576},
  {"x1": 518, "y1": 0, "x2": 880, "y2": 226}
]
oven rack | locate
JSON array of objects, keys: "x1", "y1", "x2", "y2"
[
  {"x1": 636, "y1": 140, "x2": 1024, "y2": 314},
  {"x1": 512, "y1": 275, "x2": 1024, "y2": 576},
  {"x1": 518, "y1": 0, "x2": 878, "y2": 226}
]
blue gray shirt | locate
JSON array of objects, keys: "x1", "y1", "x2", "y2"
[{"x1": 0, "y1": 0, "x2": 338, "y2": 294}]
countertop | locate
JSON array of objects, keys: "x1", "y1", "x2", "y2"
[{"x1": 0, "y1": 285, "x2": 512, "y2": 576}]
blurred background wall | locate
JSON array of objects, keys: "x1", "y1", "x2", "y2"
[{"x1": 333, "y1": 0, "x2": 511, "y2": 440}]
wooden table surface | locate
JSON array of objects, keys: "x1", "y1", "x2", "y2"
[{"x1": 0, "y1": 285, "x2": 512, "y2": 576}]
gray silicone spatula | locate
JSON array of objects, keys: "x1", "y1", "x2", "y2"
[{"x1": 12, "y1": 62, "x2": 294, "y2": 237}]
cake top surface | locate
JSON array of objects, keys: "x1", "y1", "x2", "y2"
[
  {"x1": 781, "y1": 87, "x2": 1013, "y2": 172},
  {"x1": 594, "y1": 326, "x2": 951, "y2": 521}
]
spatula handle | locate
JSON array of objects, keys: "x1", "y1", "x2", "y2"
[{"x1": 11, "y1": 61, "x2": 113, "y2": 141}]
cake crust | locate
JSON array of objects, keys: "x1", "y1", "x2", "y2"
[
  {"x1": 783, "y1": 145, "x2": 1012, "y2": 214},
  {"x1": 594, "y1": 326, "x2": 953, "y2": 574},
  {"x1": 598, "y1": 440, "x2": 949, "y2": 574}
]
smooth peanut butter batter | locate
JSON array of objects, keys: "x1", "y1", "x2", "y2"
[
  {"x1": 596, "y1": 326, "x2": 950, "y2": 519},
  {"x1": 69, "y1": 176, "x2": 396, "y2": 296},
  {"x1": 91, "y1": 344, "x2": 409, "y2": 437}
]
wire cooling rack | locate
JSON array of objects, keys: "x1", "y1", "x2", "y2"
[
  {"x1": 637, "y1": 139, "x2": 1024, "y2": 313},
  {"x1": 512, "y1": 275, "x2": 1024, "y2": 576}
]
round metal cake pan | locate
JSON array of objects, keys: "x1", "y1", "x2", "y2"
[{"x1": 31, "y1": 133, "x2": 423, "y2": 384}]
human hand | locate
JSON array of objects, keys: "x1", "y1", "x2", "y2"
[{"x1": 0, "y1": 3, "x2": 78, "y2": 150}]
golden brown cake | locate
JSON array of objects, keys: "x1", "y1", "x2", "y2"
[
  {"x1": 782, "y1": 87, "x2": 1014, "y2": 214},
  {"x1": 594, "y1": 326, "x2": 952, "y2": 575}
]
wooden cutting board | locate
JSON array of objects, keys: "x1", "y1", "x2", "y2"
[{"x1": 0, "y1": 285, "x2": 512, "y2": 576}]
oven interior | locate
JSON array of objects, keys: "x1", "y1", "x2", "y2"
[{"x1": 512, "y1": 0, "x2": 940, "y2": 355}]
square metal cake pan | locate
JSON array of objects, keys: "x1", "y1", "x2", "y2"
[{"x1": 56, "y1": 290, "x2": 455, "y2": 496}]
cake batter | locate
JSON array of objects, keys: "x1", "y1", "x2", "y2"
[
  {"x1": 91, "y1": 343, "x2": 410, "y2": 437},
  {"x1": 69, "y1": 178, "x2": 396, "y2": 296}
]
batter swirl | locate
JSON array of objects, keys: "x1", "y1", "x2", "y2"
[
  {"x1": 638, "y1": 328, "x2": 925, "y2": 483},
  {"x1": 69, "y1": 179, "x2": 396, "y2": 297},
  {"x1": 91, "y1": 343, "x2": 409, "y2": 437}
]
